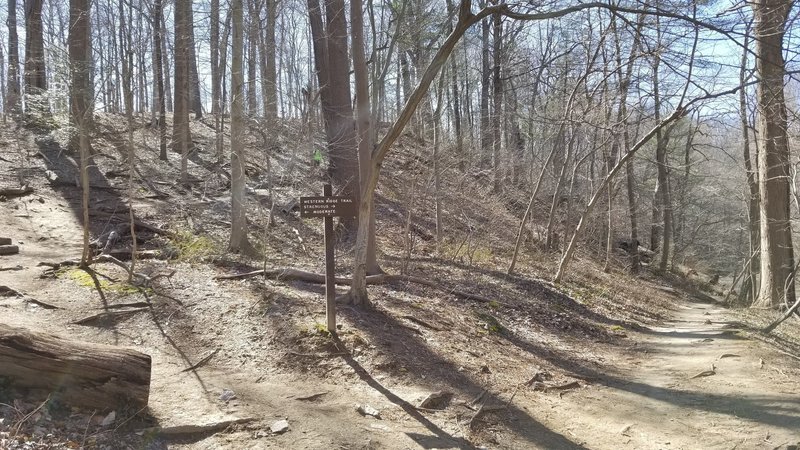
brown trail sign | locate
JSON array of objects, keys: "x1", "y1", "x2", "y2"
[{"x1": 300, "y1": 185, "x2": 357, "y2": 333}]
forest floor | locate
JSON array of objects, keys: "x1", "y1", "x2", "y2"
[{"x1": 0, "y1": 117, "x2": 799, "y2": 449}]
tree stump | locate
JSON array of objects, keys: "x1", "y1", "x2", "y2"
[{"x1": 0, "y1": 324, "x2": 151, "y2": 411}]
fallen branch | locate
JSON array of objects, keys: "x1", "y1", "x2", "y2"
[
  {"x1": 402, "y1": 315, "x2": 445, "y2": 331},
  {"x1": 531, "y1": 381, "x2": 581, "y2": 393},
  {"x1": 0, "y1": 185, "x2": 33, "y2": 197},
  {"x1": 0, "y1": 286, "x2": 23, "y2": 297},
  {"x1": 181, "y1": 349, "x2": 219, "y2": 373},
  {"x1": 73, "y1": 307, "x2": 149, "y2": 326},
  {"x1": 763, "y1": 295, "x2": 800, "y2": 334},
  {"x1": 295, "y1": 392, "x2": 329, "y2": 401},
  {"x1": 105, "y1": 302, "x2": 151, "y2": 309},
  {"x1": 25, "y1": 298, "x2": 59, "y2": 310},
  {"x1": 142, "y1": 418, "x2": 255, "y2": 437},
  {"x1": 468, "y1": 401, "x2": 506, "y2": 430},
  {"x1": 215, "y1": 268, "x2": 498, "y2": 304}
]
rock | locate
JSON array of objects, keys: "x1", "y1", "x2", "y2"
[
  {"x1": 100, "y1": 411, "x2": 116, "y2": 426},
  {"x1": 270, "y1": 419, "x2": 289, "y2": 434},
  {"x1": 418, "y1": 391, "x2": 453, "y2": 410},
  {"x1": 356, "y1": 404, "x2": 381, "y2": 419},
  {"x1": 219, "y1": 389, "x2": 237, "y2": 403}
]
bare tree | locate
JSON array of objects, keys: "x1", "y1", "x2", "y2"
[
  {"x1": 174, "y1": 0, "x2": 193, "y2": 183},
  {"x1": 230, "y1": 0, "x2": 252, "y2": 253},
  {"x1": 753, "y1": 0, "x2": 795, "y2": 307},
  {"x1": 5, "y1": 0, "x2": 21, "y2": 115}
]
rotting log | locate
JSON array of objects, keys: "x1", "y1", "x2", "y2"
[
  {"x1": 0, "y1": 245, "x2": 20, "y2": 255},
  {"x1": 0, "y1": 324, "x2": 151, "y2": 411}
]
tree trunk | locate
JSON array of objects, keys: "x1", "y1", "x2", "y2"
[
  {"x1": 68, "y1": 0, "x2": 93, "y2": 154},
  {"x1": 350, "y1": 0, "x2": 381, "y2": 274},
  {"x1": 491, "y1": 7, "x2": 503, "y2": 191},
  {"x1": 753, "y1": 0, "x2": 795, "y2": 308},
  {"x1": 613, "y1": 13, "x2": 644, "y2": 273},
  {"x1": 346, "y1": 1, "x2": 490, "y2": 306},
  {"x1": 174, "y1": 0, "x2": 193, "y2": 183},
  {"x1": 0, "y1": 324, "x2": 151, "y2": 411},
  {"x1": 479, "y1": 16, "x2": 492, "y2": 169},
  {"x1": 230, "y1": 0, "x2": 251, "y2": 253},
  {"x1": 247, "y1": 0, "x2": 259, "y2": 116},
  {"x1": 446, "y1": 0, "x2": 464, "y2": 171},
  {"x1": 24, "y1": 0, "x2": 47, "y2": 120},
  {"x1": 6, "y1": 0, "x2": 21, "y2": 115},
  {"x1": 24, "y1": 0, "x2": 46, "y2": 92},
  {"x1": 263, "y1": 0, "x2": 278, "y2": 120},
  {"x1": 211, "y1": 0, "x2": 220, "y2": 116},
  {"x1": 308, "y1": 0, "x2": 359, "y2": 234},
  {"x1": 153, "y1": 0, "x2": 168, "y2": 161},
  {"x1": 188, "y1": 9, "x2": 203, "y2": 119}
]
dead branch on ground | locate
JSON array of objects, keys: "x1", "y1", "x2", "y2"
[{"x1": 214, "y1": 268, "x2": 499, "y2": 305}]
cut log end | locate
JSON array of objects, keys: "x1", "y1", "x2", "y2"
[{"x1": 0, "y1": 324, "x2": 151, "y2": 411}]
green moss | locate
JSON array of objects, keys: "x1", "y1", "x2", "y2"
[
  {"x1": 170, "y1": 230, "x2": 220, "y2": 262},
  {"x1": 475, "y1": 312, "x2": 504, "y2": 334},
  {"x1": 61, "y1": 268, "x2": 150, "y2": 296}
]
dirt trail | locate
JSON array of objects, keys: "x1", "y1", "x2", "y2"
[{"x1": 535, "y1": 299, "x2": 800, "y2": 449}]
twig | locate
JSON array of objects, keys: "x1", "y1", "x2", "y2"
[
  {"x1": 73, "y1": 307, "x2": 149, "y2": 325},
  {"x1": 24, "y1": 298, "x2": 59, "y2": 309},
  {"x1": 181, "y1": 348, "x2": 219, "y2": 373}
]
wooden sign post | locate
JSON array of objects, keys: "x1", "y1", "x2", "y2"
[{"x1": 300, "y1": 185, "x2": 357, "y2": 334}]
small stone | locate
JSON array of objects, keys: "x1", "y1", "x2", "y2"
[
  {"x1": 356, "y1": 404, "x2": 381, "y2": 419},
  {"x1": 270, "y1": 419, "x2": 289, "y2": 434},
  {"x1": 219, "y1": 389, "x2": 237, "y2": 402},
  {"x1": 418, "y1": 391, "x2": 452, "y2": 410},
  {"x1": 100, "y1": 411, "x2": 116, "y2": 426}
]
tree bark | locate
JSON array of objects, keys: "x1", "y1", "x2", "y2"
[
  {"x1": 174, "y1": 0, "x2": 193, "y2": 183},
  {"x1": 24, "y1": 0, "x2": 46, "y2": 92},
  {"x1": 230, "y1": 0, "x2": 251, "y2": 253},
  {"x1": 740, "y1": 23, "x2": 759, "y2": 304},
  {"x1": 68, "y1": 0, "x2": 93, "y2": 154},
  {"x1": 0, "y1": 324, "x2": 151, "y2": 411},
  {"x1": 6, "y1": 0, "x2": 21, "y2": 115},
  {"x1": 351, "y1": 0, "x2": 381, "y2": 274},
  {"x1": 263, "y1": 0, "x2": 278, "y2": 120},
  {"x1": 308, "y1": 0, "x2": 359, "y2": 234},
  {"x1": 153, "y1": 0, "x2": 167, "y2": 161},
  {"x1": 753, "y1": 0, "x2": 795, "y2": 308}
]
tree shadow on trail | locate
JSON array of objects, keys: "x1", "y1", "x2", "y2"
[
  {"x1": 498, "y1": 324, "x2": 800, "y2": 432},
  {"x1": 336, "y1": 306, "x2": 589, "y2": 449}
]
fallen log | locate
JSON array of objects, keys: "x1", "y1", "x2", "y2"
[
  {"x1": 0, "y1": 324, "x2": 151, "y2": 411},
  {"x1": 0, "y1": 245, "x2": 20, "y2": 255},
  {"x1": 0, "y1": 185, "x2": 33, "y2": 197}
]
